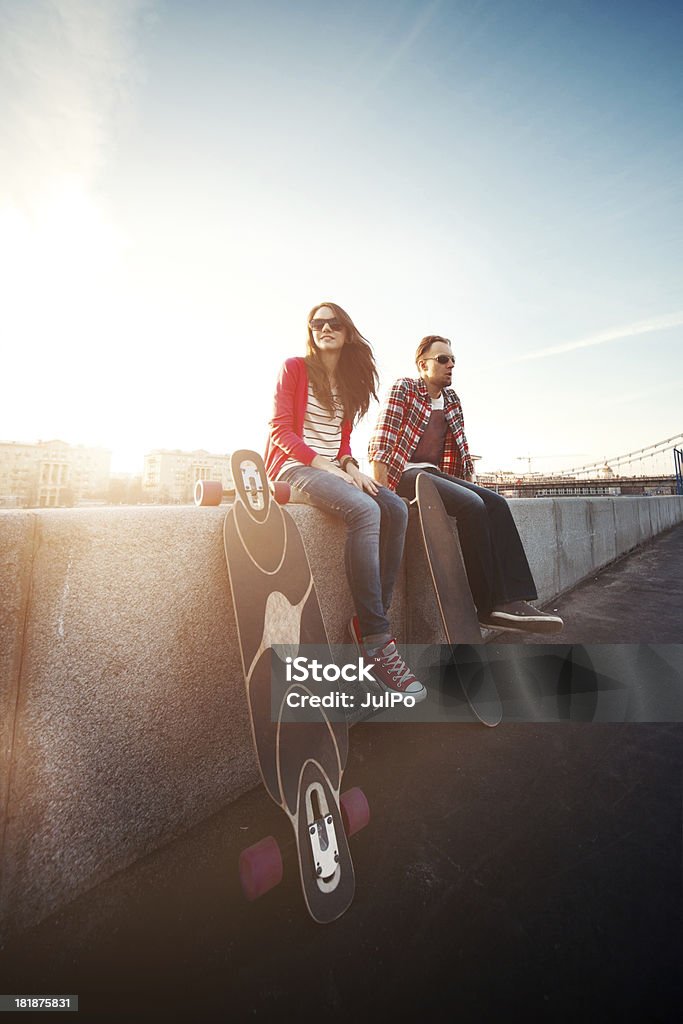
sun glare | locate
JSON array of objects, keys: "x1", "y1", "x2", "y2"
[{"x1": 2, "y1": 177, "x2": 124, "y2": 335}]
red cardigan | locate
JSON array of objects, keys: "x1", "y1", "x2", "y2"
[{"x1": 264, "y1": 357, "x2": 353, "y2": 480}]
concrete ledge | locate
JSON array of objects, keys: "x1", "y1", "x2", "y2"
[
  {"x1": 1, "y1": 494, "x2": 682, "y2": 937},
  {"x1": 1, "y1": 508, "x2": 255, "y2": 939},
  {"x1": 505, "y1": 498, "x2": 561, "y2": 601},
  {"x1": 0, "y1": 505, "x2": 402, "y2": 939}
]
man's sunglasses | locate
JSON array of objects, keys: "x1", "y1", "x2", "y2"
[
  {"x1": 310, "y1": 318, "x2": 343, "y2": 332},
  {"x1": 424, "y1": 354, "x2": 455, "y2": 365}
]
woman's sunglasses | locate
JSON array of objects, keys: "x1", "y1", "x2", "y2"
[{"x1": 310, "y1": 318, "x2": 343, "y2": 332}]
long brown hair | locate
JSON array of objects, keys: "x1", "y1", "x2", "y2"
[{"x1": 305, "y1": 301, "x2": 378, "y2": 424}]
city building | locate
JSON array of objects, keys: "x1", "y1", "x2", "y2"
[
  {"x1": 0, "y1": 440, "x2": 111, "y2": 507},
  {"x1": 142, "y1": 449, "x2": 233, "y2": 504}
]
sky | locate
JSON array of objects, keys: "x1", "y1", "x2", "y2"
[{"x1": 2, "y1": 0, "x2": 682, "y2": 475}]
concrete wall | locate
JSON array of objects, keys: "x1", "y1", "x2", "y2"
[{"x1": 1, "y1": 495, "x2": 682, "y2": 937}]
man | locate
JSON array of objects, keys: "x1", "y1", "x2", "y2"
[{"x1": 368, "y1": 335, "x2": 563, "y2": 633}]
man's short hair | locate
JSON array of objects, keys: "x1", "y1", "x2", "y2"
[{"x1": 415, "y1": 335, "x2": 452, "y2": 368}]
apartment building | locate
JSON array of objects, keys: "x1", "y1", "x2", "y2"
[
  {"x1": 0, "y1": 440, "x2": 111, "y2": 507},
  {"x1": 142, "y1": 449, "x2": 233, "y2": 504}
]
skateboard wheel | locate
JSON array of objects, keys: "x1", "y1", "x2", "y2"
[
  {"x1": 194, "y1": 480, "x2": 223, "y2": 507},
  {"x1": 340, "y1": 787, "x2": 370, "y2": 837},
  {"x1": 272, "y1": 481, "x2": 290, "y2": 505},
  {"x1": 238, "y1": 835, "x2": 283, "y2": 901}
]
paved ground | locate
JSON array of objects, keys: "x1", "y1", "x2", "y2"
[
  {"x1": 496, "y1": 521, "x2": 683, "y2": 645},
  {"x1": 2, "y1": 527, "x2": 682, "y2": 1023}
]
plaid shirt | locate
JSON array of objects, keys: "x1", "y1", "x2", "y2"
[{"x1": 368, "y1": 377, "x2": 473, "y2": 491}]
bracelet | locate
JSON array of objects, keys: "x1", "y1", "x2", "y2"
[{"x1": 341, "y1": 456, "x2": 359, "y2": 470}]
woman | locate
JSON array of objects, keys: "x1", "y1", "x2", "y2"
[{"x1": 265, "y1": 302, "x2": 425, "y2": 701}]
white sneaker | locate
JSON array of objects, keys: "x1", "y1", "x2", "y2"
[{"x1": 480, "y1": 601, "x2": 564, "y2": 634}]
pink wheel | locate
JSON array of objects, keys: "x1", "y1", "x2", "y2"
[
  {"x1": 340, "y1": 787, "x2": 370, "y2": 837},
  {"x1": 272, "y1": 481, "x2": 290, "y2": 505},
  {"x1": 238, "y1": 836, "x2": 283, "y2": 901},
  {"x1": 194, "y1": 480, "x2": 223, "y2": 506}
]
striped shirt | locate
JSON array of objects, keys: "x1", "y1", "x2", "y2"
[
  {"x1": 265, "y1": 357, "x2": 352, "y2": 481},
  {"x1": 279, "y1": 385, "x2": 344, "y2": 475}
]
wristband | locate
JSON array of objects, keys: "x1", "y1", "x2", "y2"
[{"x1": 341, "y1": 456, "x2": 359, "y2": 470}]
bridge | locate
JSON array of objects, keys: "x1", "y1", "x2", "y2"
[
  {"x1": 561, "y1": 432, "x2": 683, "y2": 479},
  {"x1": 484, "y1": 433, "x2": 683, "y2": 496}
]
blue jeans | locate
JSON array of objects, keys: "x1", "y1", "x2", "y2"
[{"x1": 279, "y1": 465, "x2": 408, "y2": 645}]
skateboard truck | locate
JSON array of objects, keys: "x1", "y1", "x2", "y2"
[
  {"x1": 306, "y1": 782, "x2": 341, "y2": 891},
  {"x1": 310, "y1": 817, "x2": 339, "y2": 878},
  {"x1": 243, "y1": 463, "x2": 265, "y2": 511}
]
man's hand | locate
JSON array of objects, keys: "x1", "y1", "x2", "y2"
[{"x1": 370, "y1": 461, "x2": 389, "y2": 487}]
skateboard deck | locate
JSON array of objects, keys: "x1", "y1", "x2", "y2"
[
  {"x1": 415, "y1": 471, "x2": 503, "y2": 728},
  {"x1": 217, "y1": 450, "x2": 365, "y2": 923}
]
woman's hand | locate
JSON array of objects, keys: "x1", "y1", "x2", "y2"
[
  {"x1": 346, "y1": 463, "x2": 379, "y2": 495},
  {"x1": 312, "y1": 455, "x2": 355, "y2": 484},
  {"x1": 311, "y1": 455, "x2": 378, "y2": 494}
]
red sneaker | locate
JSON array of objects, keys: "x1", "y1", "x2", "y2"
[{"x1": 367, "y1": 641, "x2": 427, "y2": 702}]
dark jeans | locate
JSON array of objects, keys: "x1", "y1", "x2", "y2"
[
  {"x1": 279, "y1": 465, "x2": 408, "y2": 645},
  {"x1": 397, "y1": 466, "x2": 537, "y2": 616}
]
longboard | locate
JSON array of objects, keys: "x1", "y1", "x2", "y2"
[
  {"x1": 415, "y1": 471, "x2": 503, "y2": 728},
  {"x1": 197, "y1": 450, "x2": 367, "y2": 922}
]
